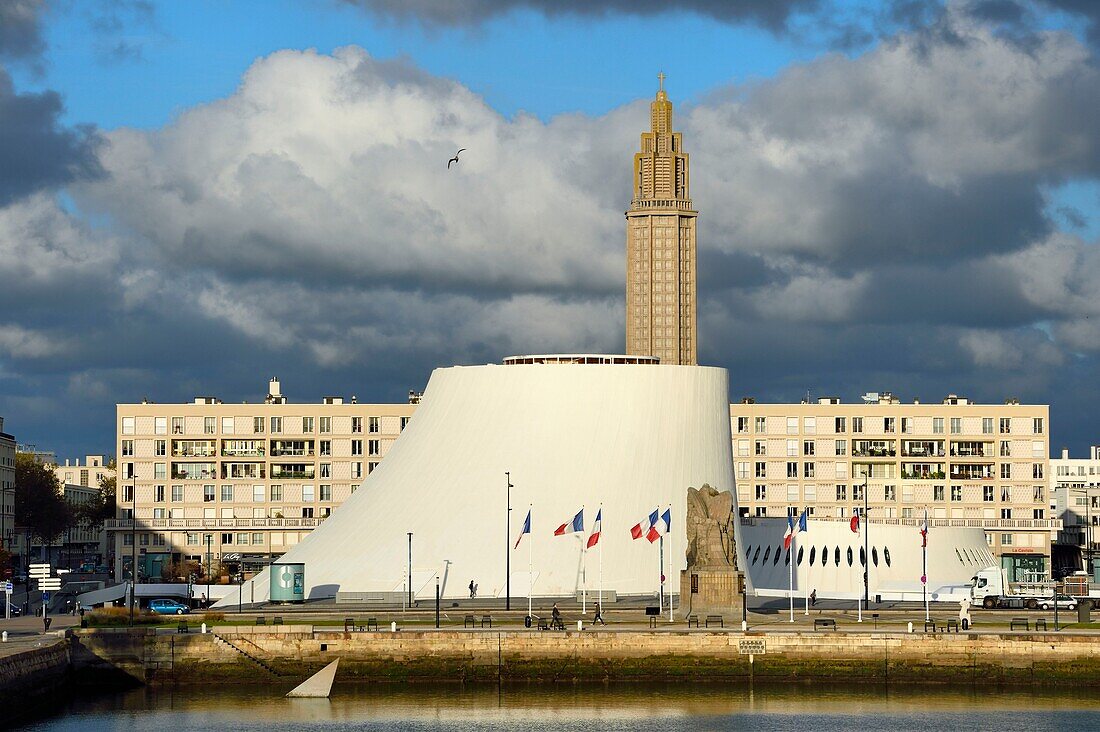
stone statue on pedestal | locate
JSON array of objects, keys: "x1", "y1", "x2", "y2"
[{"x1": 680, "y1": 484, "x2": 745, "y2": 618}]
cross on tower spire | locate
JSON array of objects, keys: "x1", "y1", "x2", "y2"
[{"x1": 657, "y1": 71, "x2": 666, "y2": 91}]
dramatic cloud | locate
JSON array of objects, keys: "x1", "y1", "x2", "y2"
[
  {"x1": 5, "y1": 3, "x2": 1100, "y2": 457},
  {"x1": 338, "y1": 0, "x2": 820, "y2": 31},
  {"x1": 0, "y1": 0, "x2": 45, "y2": 62}
]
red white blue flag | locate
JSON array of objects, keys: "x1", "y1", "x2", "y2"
[
  {"x1": 514, "y1": 509, "x2": 531, "y2": 549},
  {"x1": 586, "y1": 509, "x2": 602, "y2": 548},
  {"x1": 554, "y1": 509, "x2": 583, "y2": 536},
  {"x1": 920, "y1": 515, "x2": 928, "y2": 548}
]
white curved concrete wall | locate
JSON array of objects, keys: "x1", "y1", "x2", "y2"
[
  {"x1": 739, "y1": 518, "x2": 995, "y2": 601},
  {"x1": 216, "y1": 363, "x2": 734, "y2": 606}
]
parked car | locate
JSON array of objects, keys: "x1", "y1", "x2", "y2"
[
  {"x1": 5, "y1": 603, "x2": 20, "y2": 617},
  {"x1": 1039, "y1": 595, "x2": 1078, "y2": 610},
  {"x1": 11, "y1": 573, "x2": 27, "y2": 584},
  {"x1": 148, "y1": 599, "x2": 190, "y2": 615}
]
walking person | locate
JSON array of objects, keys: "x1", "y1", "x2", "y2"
[
  {"x1": 551, "y1": 602, "x2": 562, "y2": 629},
  {"x1": 810, "y1": 589, "x2": 817, "y2": 607},
  {"x1": 469, "y1": 580, "x2": 475, "y2": 599},
  {"x1": 592, "y1": 602, "x2": 606, "y2": 625}
]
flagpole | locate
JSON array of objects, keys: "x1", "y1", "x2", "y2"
[
  {"x1": 658, "y1": 532, "x2": 664, "y2": 615},
  {"x1": 599, "y1": 503, "x2": 604, "y2": 608},
  {"x1": 923, "y1": 509, "x2": 929, "y2": 623},
  {"x1": 857, "y1": 511, "x2": 863, "y2": 622},
  {"x1": 581, "y1": 504, "x2": 587, "y2": 614},
  {"x1": 668, "y1": 504, "x2": 673, "y2": 624},
  {"x1": 789, "y1": 508, "x2": 794, "y2": 623},
  {"x1": 528, "y1": 504, "x2": 533, "y2": 619}
]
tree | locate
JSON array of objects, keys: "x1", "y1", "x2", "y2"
[
  {"x1": 14, "y1": 453, "x2": 74, "y2": 545},
  {"x1": 77, "y1": 457, "x2": 116, "y2": 530}
]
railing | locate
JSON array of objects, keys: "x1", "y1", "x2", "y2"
[
  {"x1": 629, "y1": 198, "x2": 695, "y2": 212},
  {"x1": 270, "y1": 450, "x2": 315, "y2": 457},
  {"x1": 901, "y1": 449, "x2": 946, "y2": 458},
  {"x1": 739, "y1": 516, "x2": 1062, "y2": 530},
  {"x1": 851, "y1": 449, "x2": 896, "y2": 458},
  {"x1": 222, "y1": 450, "x2": 265, "y2": 457},
  {"x1": 106, "y1": 516, "x2": 328, "y2": 530}
]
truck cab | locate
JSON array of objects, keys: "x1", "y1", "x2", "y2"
[{"x1": 971, "y1": 567, "x2": 1007, "y2": 607}]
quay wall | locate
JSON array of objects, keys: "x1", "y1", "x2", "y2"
[
  {"x1": 0, "y1": 638, "x2": 70, "y2": 707},
  {"x1": 70, "y1": 627, "x2": 1100, "y2": 685}
]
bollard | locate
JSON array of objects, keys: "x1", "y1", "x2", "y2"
[
  {"x1": 1, "y1": 631, "x2": 6, "y2": 642},
  {"x1": 907, "y1": 621, "x2": 913, "y2": 634},
  {"x1": 577, "y1": 620, "x2": 583, "y2": 631},
  {"x1": 201, "y1": 623, "x2": 207, "y2": 634},
  {"x1": 391, "y1": 621, "x2": 397, "y2": 632},
  {"x1": 741, "y1": 620, "x2": 747, "y2": 632}
]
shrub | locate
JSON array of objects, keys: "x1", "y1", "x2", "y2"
[
  {"x1": 202, "y1": 611, "x2": 225, "y2": 624},
  {"x1": 84, "y1": 606, "x2": 162, "y2": 627}
]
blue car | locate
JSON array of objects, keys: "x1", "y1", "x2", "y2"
[{"x1": 148, "y1": 599, "x2": 190, "y2": 615}]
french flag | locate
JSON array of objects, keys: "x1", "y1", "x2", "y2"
[
  {"x1": 646, "y1": 508, "x2": 671, "y2": 544},
  {"x1": 920, "y1": 514, "x2": 928, "y2": 548},
  {"x1": 514, "y1": 509, "x2": 531, "y2": 549},
  {"x1": 555, "y1": 509, "x2": 583, "y2": 536},
  {"x1": 586, "y1": 509, "x2": 602, "y2": 549},
  {"x1": 783, "y1": 513, "x2": 796, "y2": 550},
  {"x1": 631, "y1": 509, "x2": 659, "y2": 540}
]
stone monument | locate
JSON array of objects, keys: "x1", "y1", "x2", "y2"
[{"x1": 680, "y1": 484, "x2": 745, "y2": 617}]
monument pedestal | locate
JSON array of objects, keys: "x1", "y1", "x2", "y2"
[{"x1": 680, "y1": 568, "x2": 745, "y2": 618}]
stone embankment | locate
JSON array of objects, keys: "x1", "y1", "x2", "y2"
[
  {"x1": 69, "y1": 626, "x2": 1100, "y2": 685},
  {"x1": 0, "y1": 637, "x2": 70, "y2": 706}
]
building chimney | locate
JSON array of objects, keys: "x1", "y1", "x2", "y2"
[
  {"x1": 265, "y1": 377, "x2": 286, "y2": 405},
  {"x1": 1063, "y1": 448, "x2": 1070, "y2": 460}
]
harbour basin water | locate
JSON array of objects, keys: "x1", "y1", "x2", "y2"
[{"x1": 23, "y1": 682, "x2": 1100, "y2": 731}]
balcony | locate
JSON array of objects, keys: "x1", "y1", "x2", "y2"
[
  {"x1": 739, "y1": 516, "x2": 1062, "y2": 531},
  {"x1": 901, "y1": 463, "x2": 946, "y2": 480},
  {"x1": 901, "y1": 441, "x2": 945, "y2": 458},
  {"x1": 172, "y1": 463, "x2": 217, "y2": 480},
  {"x1": 852, "y1": 440, "x2": 896, "y2": 458},
  {"x1": 222, "y1": 440, "x2": 265, "y2": 458},
  {"x1": 106, "y1": 516, "x2": 329, "y2": 531},
  {"x1": 951, "y1": 442, "x2": 994, "y2": 458},
  {"x1": 270, "y1": 440, "x2": 316, "y2": 458},
  {"x1": 270, "y1": 464, "x2": 315, "y2": 480},
  {"x1": 951, "y1": 463, "x2": 995, "y2": 481},
  {"x1": 222, "y1": 463, "x2": 265, "y2": 480},
  {"x1": 172, "y1": 440, "x2": 217, "y2": 458}
]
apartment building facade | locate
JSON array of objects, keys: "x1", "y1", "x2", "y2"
[
  {"x1": 730, "y1": 394, "x2": 1055, "y2": 582},
  {"x1": 109, "y1": 379, "x2": 415, "y2": 580},
  {"x1": 0, "y1": 417, "x2": 15, "y2": 556},
  {"x1": 1050, "y1": 446, "x2": 1100, "y2": 578}
]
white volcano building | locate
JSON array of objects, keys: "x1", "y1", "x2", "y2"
[{"x1": 217, "y1": 358, "x2": 735, "y2": 606}]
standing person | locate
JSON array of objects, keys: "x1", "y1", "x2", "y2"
[
  {"x1": 810, "y1": 589, "x2": 817, "y2": 607},
  {"x1": 592, "y1": 602, "x2": 606, "y2": 625},
  {"x1": 551, "y1": 602, "x2": 562, "y2": 628},
  {"x1": 469, "y1": 580, "x2": 476, "y2": 599}
]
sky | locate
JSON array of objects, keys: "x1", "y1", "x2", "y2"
[{"x1": 1, "y1": 0, "x2": 1099, "y2": 461}]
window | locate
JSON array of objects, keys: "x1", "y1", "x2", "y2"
[
  {"x1": 1034, "y1": 508, "x2": 1045, "y2": 519},
  {"x1": 737, "y1": 440, "x2": 749, "y2": 457},
  {"x1": 302, "y1": 485, "x2": 315, "y2": 502},
  {"x1": 980, "y1": 417, "x2": 992, "y2": 434},
  {"x1": 901, "y1": 417, "x2": 912, "y2": 434},
  {"x1": 352, "y1": 417, "x2": 363, "y2": 433},
  {"x1": 755, "y1": 440, "x2": 766, "y2": 456},
  {"x1": 122, "y1": 416, "x2": 135, "y2": 435},
  {"x1": 737, "y1": 462, "x2": 749, "y2": 479},
  {"x1": 952, "y1": 417, "x2": 962, "y2": 434},
  {"x1": 755, "y1": 507, "x2": 767, "y2": 517},
  {"x1": 205, "y1": 417, "x2": 216, "y2": 434},
  {"x1": 835, "y1": 417, "x2": 846, "y2": 433},
  {"x1": 1000, "y1": 417, "x2": 1011, "y2": 434},
  {"x1": 755, "y1": 485, "x2": 767, "y2": 500},
  {"x1": 1001, "y1": 486, "x2": 1010, "y2": 501},
  {"x1": 367, "y1": 461, "x2": 378, "y2": 474},
  {"x1": 187, "y1": 533, "x2": 199, "y2": 546},
  {"x1": 172, "y1": 417, "x2": 183, "y2": 434},
  {"x1": 951, "y1": 486, "x2": 962, "y2": 501},
  {"x1": 737, "y1": 417, "x2": 749, "y2": 434},
  {"x1": 1001, "y1": 508, "x2": 1013, "y2": 519},
  {"x1": 884, "y1": 417, "x2": 895, "y2": 433},
  {"x1": 204, "y1": 485, "x2": 215, "y2": 502},
  {"x1": 787, "y1": 462, "x2": 798, "y2": 478},
  {"x1": 835, "y1": 440, "x2": 846, "y2": 456},
  {"x1": 221, "y1": 485, "x2": 233, "y2": 502},
  {"x1": 786, "y1": 417, "x2": 798, "y2": 435},
  {"x1": 983, "y1": 486, "x2": 994, "y2": 502},
  {"x1": 320, "y1": 463, "x2": 331, "y2": 478},
  {"x1": 221, "y1": 416, "x2": 233, "y2": 434},
  {"x1": 317, "y1": 416, "x2": 331, "y2": 433},
  {"x1": 836, "y1": 484, "x2": 847, "y2": 501},
  {"x1": 351, "y1": 439, "x2": 363, "y2": 456},
  {"x1": 302, "y1": 507, "x2": 314, "y2": 519},
  {"x1": 155, "y1": 417, "x2": 167, "y2": 435},
  {"x1": 320, "y1": 440, "x2": 331, "y2": 456},
  {"x1": 853, "y1": 484, "x2": 864, "y2": 501},
  {"x1": 755, "y1": 416, "x2": 766, "y2": 432},
  {"x1": 885, "y1": 485, "x2": 896, "y2": 501},
  {"x1": 303, "y1": 417, "x2": 314, "y2": 433},
  {"x1": 1000, "y1": 440, "x2": 1010, "y2": 457},
  {"x1": 154, "y1": 462, "x2": 166, "y2": 479},
  {"x1": 852, "y1": 417, "x2": 863, "y2": 433},
  {"x1": 1033, "y1": 417, "x2": 1044, "y2": 434},
  {"x1": 804, "y1": 417, "x2": 816, "y2": 434},
  {"x1": 270, "y1": 416, "x2": 282, "y2": 434},
  {"x1": 1033, "y1": 486, "x2": 1044, "y2": 502},
  {"x1": 401, "y1": 417, "x2": 410, "y2": 430},
  {"x1": 803, "y1": 441, "x2": 815, "y2": 456},
  {"x1": 902, "y1": 507, "x2": 913, "y2": 519},
  {"x1": 755, "y1": 462, "x2": 766, "y2": 478},
  {"x1": 787, "y1": 485, "x2": 799, "y2": 501},
  {"x1": 221, "y1": 533, "x2": 233, "y2": 545},
  {"x1": 803, "y1": 462, "x2": 815, "y2": 478},
  {"x1": 122, "y1": 484, "x2": 134, "y2": 502},
  {"x1": 252, "y1": 533, "x2": 264, "y2": 545},
  {"x1": 120, "y1": 439, "x2": 134, "y2": 456},
  {"x1": 171, "y1": 485, "x2": 183, "y2": 502},
  {"x1": 270, "y1": 484, "x2": 283, "y2": 501},
  {"x1": 352, "y1": 462, "x2": 362, "y2": 479},
  {"x1": 369, "y1": 416, "x2": 380, "y2": 433},
  {"x1": 154, "y1": 485, "x2": 165, "y2": 502},
  {"x1": 320, "y1": 485, "x2": 332, "y2": 501},
  {"x1": 934, "y1": 485, "x2": 945, "y2": 501},
  {"x1": 1001, "y1": 464, "x2": 1011, "y2": 479},
  {"x1": 155, "y1": 439, "x2": 166, "y2": 456},
  {"x1": 253, "y1": 416, "x2": 265, "y2": 433},
  {"x1": 933, "y1": 417, "x2": 944, "y2": 434},
  {"x1": 1033, "y1": 463, "x2": 1044, "y2": 479},
  {"x1": 1031, "y1": 441, "x2": 1044, "y2": 458},
  {"x1": 252, "y1": 485, "x2": 264, "y2": 502}
]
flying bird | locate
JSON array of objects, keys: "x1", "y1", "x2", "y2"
[{"x1": 447, "y1": 149, "x2": 466, "y2": 169}]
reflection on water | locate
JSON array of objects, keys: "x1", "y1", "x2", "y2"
[{"x1": 24, "y1": 683, "x2": 1100, "y2": 731}]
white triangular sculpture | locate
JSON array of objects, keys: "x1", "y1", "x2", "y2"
[{"x1": 286, "y1": 658, "x2": 339, "y2": 698}]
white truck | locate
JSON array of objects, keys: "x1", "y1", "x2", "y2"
[{"x1": 970, "y1": 567, "x2": 1058, "y2": 609}]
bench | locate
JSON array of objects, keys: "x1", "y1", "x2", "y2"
[
  {"x1": 538, "y1": 618, "x2": 550, "y2": 631},
  {"x1": 1010, "y1": 617, "x2": 1030, "y2": 631},
  {"x1": 464, "y1": 614, "x2": 476, "y2": 628},
  {"x1": 944, "y1": 619, "x2": 959, "y2": 633},
  {"x1": 481, "y1": 615, "x2": 493, "y2": 628},
  {"x1": 686, "y1": 614, "x2": 700, "y2": 628},
  {"x1": 924, "y1": 620, "x2": 937, "y2": 633},
  {"x1": 176, "y1": 620, "x2": 188, "y2": 634},
  {"x1": 814, "y1": 618, "x2": 837, "y2": 631},
  {"x1": 645, "y1": 606, "x2": 660, "y2": 616},
  {"x1": 705, "y1": 615, "x2": 724, "y2": 628},
  {"x1": 344, "y1": 617, "x2": 356, "y2": 632},
  {"x1": 1035, "y1": 618, "x2": 1048, "y2": 631},
  {"x1": 649, "y1": 616, "x2": 658, "y2": 629},
  {"x1": 551, "y1": 617, "x2": 565, "y2": 630},
  {"x1": 365, "y1": 618, "x2": 379, "y2": 631},
  {"x1": 272, "y1": 616, "x2": 283, "y2": 626},
  {"x1": 255, "y1": 617, "x2": 266, "y2": 626}
]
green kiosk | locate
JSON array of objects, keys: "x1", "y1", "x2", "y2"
[{"x1": 270, "y1": 562, "x2": 306, "y2": 603}]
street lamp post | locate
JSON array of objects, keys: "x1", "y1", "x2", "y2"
[
  {"x1": 505, "y1": 471, "x2": 513, "y2": 612},
  {"x1": 407, "y1": 532, "x2": 413, "y2": 607},
  {"x1": 862, "y1": 474, "x2": 870, "y2": 607},
  {"x1": 129, "y1": 477, "x2": 137, "y2": 626},
  {"x1": 204, "y1": 534, "x2": 213, "y2": 608}
]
